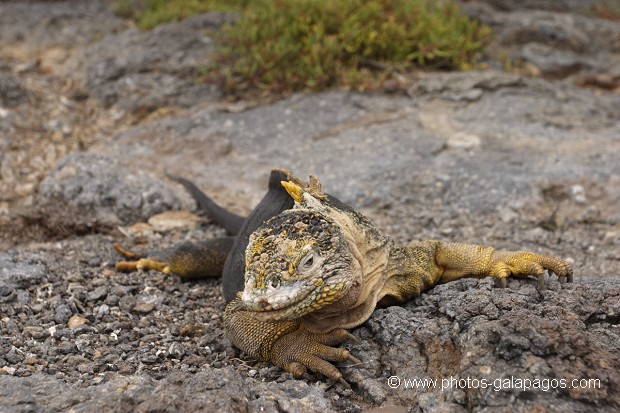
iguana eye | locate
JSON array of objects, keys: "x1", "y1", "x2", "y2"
[
  {"x1": 303, "y1": 255, "x2": 314, "y2": 267},
  {"x1": 270, "y1": 277, "x2": 281, "y2": 288},
  {"x1": 298, "y1": 251, "x2": 316, "y2": 272}
]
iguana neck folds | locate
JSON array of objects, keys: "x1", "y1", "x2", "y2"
[
  {"x1": 299, "y1": 221, "x2": 392, "y2": 333},
  {"x1": 289, "y1": 187, "x2": 397, "y2": 333}
]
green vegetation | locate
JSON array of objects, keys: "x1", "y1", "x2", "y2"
[
  {"x1": 112, "y1": 0, "x2": 248, "y2": 29},
  {"x1": 113, "y1": 0, "x2": 491, "y2": 94}
]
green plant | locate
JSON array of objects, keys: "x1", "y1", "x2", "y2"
[
  {"x1": 113, "y1": 0, "x2": 491, "y2": 95},
  {"x1": 113, "y1": 0, "x2": 249, "y2": 30},
  {"x1": 212, "y1": 0, "x2": 490, "y2": 93}
]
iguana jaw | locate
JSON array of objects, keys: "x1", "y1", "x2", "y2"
[{"x1": 240, "y1": 275, "x2": 352, "y2": 322}]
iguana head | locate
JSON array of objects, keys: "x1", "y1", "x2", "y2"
[{"x1": 240, "y1": 177, "x2": 363, "y2": 322}]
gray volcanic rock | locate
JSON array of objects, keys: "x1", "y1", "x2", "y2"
[
  {"x1": 65, "y1": 12, "x2": 232, "y2": 112},
  {"x1": 1, "y1": 1, "x2": 619, "y2": 412},
  {"x1": 462, "y1": 2, "x2": 620, "y2": 80},
  {"x1": 462, "y1": 0, "x2": 599, "y2": 12},
  {"x1": 33, "y1": 152, "x2": 193, "y2": 233},
  {"x1": 0, "y1": 68, "x2": 25, "y2": 107},
  {"x1": 0, "y1": 273, "x2": 618, "y2": 412},
  {"x1": 347, "y1": 277, "x2": 620, "y2": 412},
  {"x1": 0, "y1": 0, "x2": 126, "y2": 49}
]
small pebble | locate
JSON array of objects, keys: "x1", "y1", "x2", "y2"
[
  {"x1": 55, "y1": 305, "x2": 73, "y2": 324},
  {"x1": 67, "y1": 315, "x2": 88, "y2": 328},
  {"x1": 23, "y1": 326, "x2": 50, "y2": 340},
  {"x1": 133, "y1": 302, "x2": 155, "y2": 314},
  {"x1": 87, "y1": 286, "x2": 109, "y2": 302}
]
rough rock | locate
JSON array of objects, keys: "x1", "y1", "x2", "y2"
[
  {"x1": 0, "y1": 1, "x2": 126, "y2": 52},
  {"x1": 519, "y1": 43, "x2": 586, "y2": 78},
  {"x1": 462, "y1": 3, "x2": 620, "y2": 81},
  {"x1": 346, "y1": 277, "x2": 620, "y2": 412},
  {"x1": 462, "y1": 0, "x2": 599, "y2": 12},
  {"x1": 0, "y1": 275, "x2": 618, "y2": 412},
  {"x1": 33, "y1": 152, "x2": 194, "y2": 233},
  {"x1": 65, "y1": 12, "x2": 233, "y2": 112},
  {"x1": 0, "y1": 369, "x2": 251, "y2": 413},
  {"x1": 0, "y1": 251, "x2": 48, "y2": 289},
  {"x1": 0, "y1": 1, "x2": 619, "y2": 412},
  {"x1": 0, "y1": 68, "x2": 25, "y2": 107}
]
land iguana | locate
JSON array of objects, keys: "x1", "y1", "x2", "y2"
[{"x1": 115, "y1": 168, "x2": 573, "y2": 386}]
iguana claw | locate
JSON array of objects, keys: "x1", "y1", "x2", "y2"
[
  {"x1": 338, "y1": 377, "x2": 351, "y2": 388},
  {"x1": 342, "y1": 331, "x2": 361, "y2": 344},
  {"x1": 270, "y1": 326, "x2": 359, "y2": 384},
  {"x1": 487, "y1": 250, "x2": 573, "y2": 290},
  {"x1": 347, "y1": 354, "x2": 362, "y2": 365},
  {"x1": 113, "y1": 242, "x2": 140, "y2": 259}
]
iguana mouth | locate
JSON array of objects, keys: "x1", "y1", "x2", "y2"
[
  {"x1": 248, "y1": 304, "x2": 303, "y2": 322},
  {"x1": 241, "y1": 283, "x2": 319, "y2": 321},
  {"x1": 241, "y1": 274, "x2": 352, "y2": 322}
]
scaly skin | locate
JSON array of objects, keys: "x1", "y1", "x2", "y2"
[
  {"x1": 113, "y1": 171, "x2": 573, "y2": 385},
  {"x1": 115, "y1": 237, "x2": 234, "y2": 278},
  {"x1": 224, "y1": 175, "x2": 573, "y2": 385}
]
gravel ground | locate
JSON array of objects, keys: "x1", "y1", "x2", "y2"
[{"x1": 0, "y1": 1, "x2": 619, "y2": 412}]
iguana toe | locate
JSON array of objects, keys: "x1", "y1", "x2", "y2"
[
  {"x1": 113, "y1": 242, "x2": 140, "y2": 259},
  {"x1": 341, "y1": 331, "x2": 361, "y2": 344},
  {"x1": 347, "y1": 353, "x2": 362, "y2": 365},
  {"x1": 115, "y1": 257, "x2": 170, "y2": 274},
  {"x1": 487, "y1": 251, "x2": 573, "y2": 289},
  {"x1": 283, "y1": 361, "x2": 307, "y2": 378},
  {"x1": 270, "y1": 327, "x2": 359, "y2": 384},
  {"x1": 338, "y1": 377, "x2": 351, "y2": 388},
  {"x1": 113, "y1": 243, "x2": 171, "y2": 273}
]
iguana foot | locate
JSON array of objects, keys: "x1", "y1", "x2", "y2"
[
  {"x1": 270, "y1": 327, "x2": 360, "y2": 386},
  {"x1": 114, "y1": 243, "x2": 171, "y2": 273},
  {"x1": 487, "y1": 250, "x2": 573, "y2": 290}
]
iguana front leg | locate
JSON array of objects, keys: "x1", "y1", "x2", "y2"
[
  {"x1": 434, "y1": 241, "x2": 573, "y2": 288},
  {"x1": 224, "y1": 296, "x2": 360, "y2": 385},
  {"x1": 114, "y1": 237, "x2": 234, "y2": 278},
  {"x1": 383, "y1": 240, "x2": 573, "y2": 302}
]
